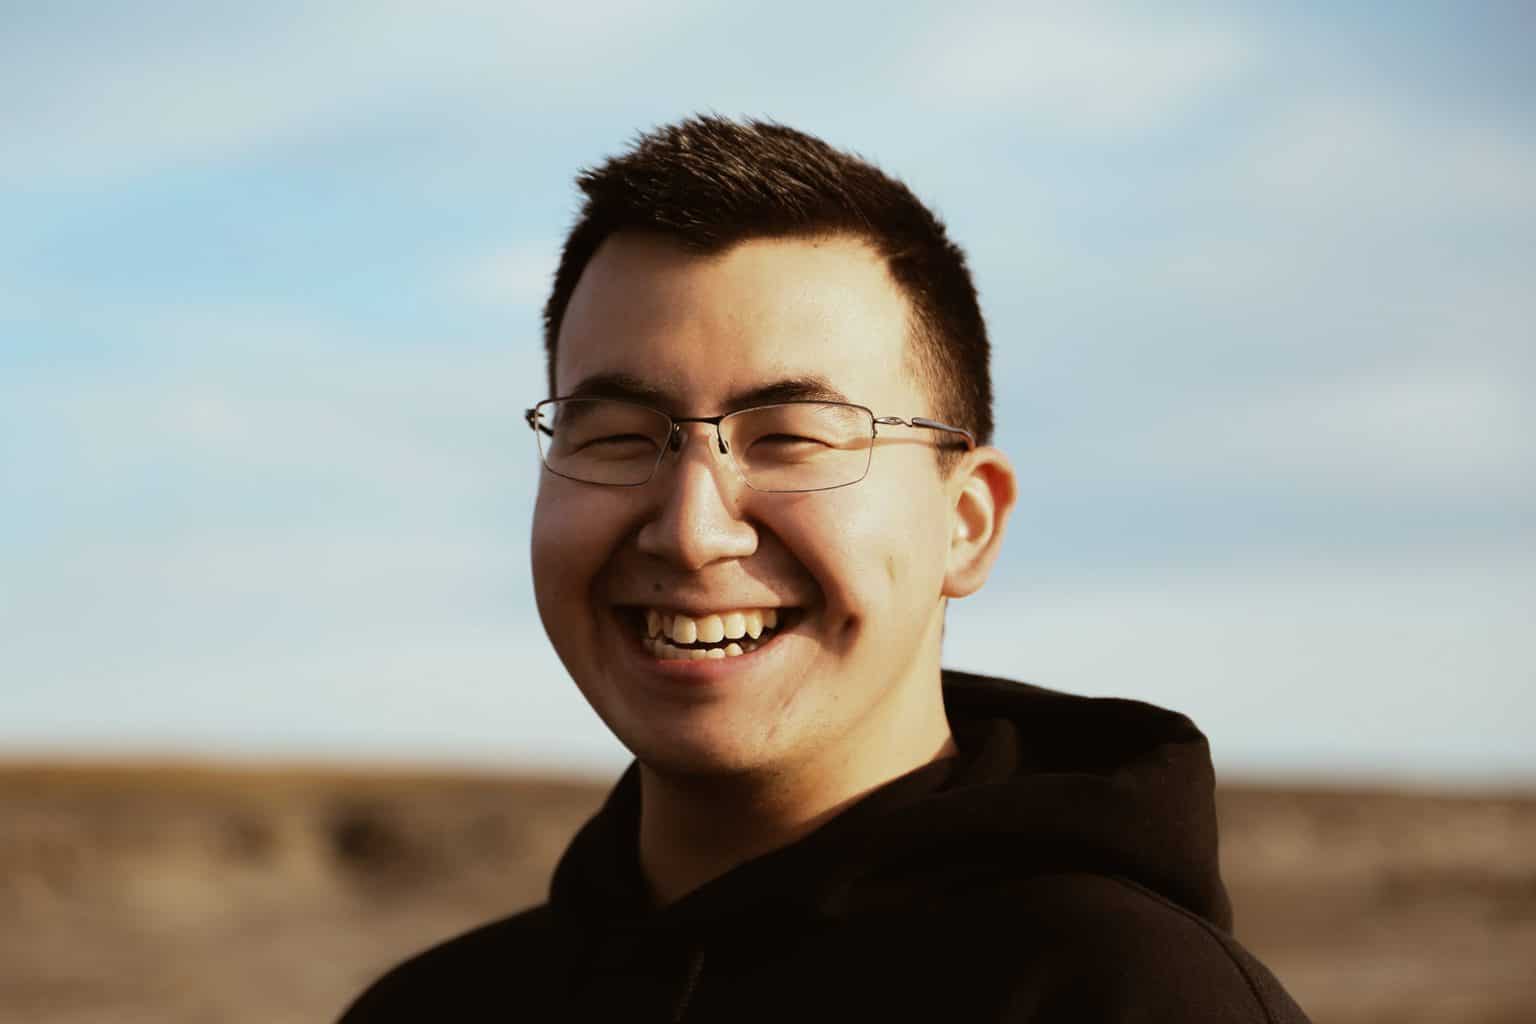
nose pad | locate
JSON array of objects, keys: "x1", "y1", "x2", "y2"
[
  {"x1": 662, "y1": 422, "x2": 745, "y2": 488},
  {"x1": 665, "y1": 425, "x2": 731, "y2": 456}
]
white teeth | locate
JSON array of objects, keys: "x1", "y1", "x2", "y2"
[
  {"x1": 642, "y1": 607, "x2": 787, "y2": 658},
  {"x1": 654, "y1": 608, "x2": 784, "y2": 644},
  {"x1": 647, "y1": 638, "x2": 754, "y2": 660},
  {"x1": 650, "y1": 637, "x2": 686, "y2": 660},
  {"x1": 696, "y1": 614, "x2": 725, "y2": 644},
  {"x1": 669, "y1": 615, "x2": 697, "y2": 644}
]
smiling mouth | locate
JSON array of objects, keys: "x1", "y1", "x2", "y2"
[{"x1": 626, "y1": 606, "x2": 799, "y2": 661}]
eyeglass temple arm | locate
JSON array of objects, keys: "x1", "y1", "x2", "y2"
[{"x1": 873, "y1": 416, "x2": 977, "y2": 450}]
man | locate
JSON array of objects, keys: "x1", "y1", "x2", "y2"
[{"x1": 340, "y1": 116, "x2": 1310, "y2": 1022}]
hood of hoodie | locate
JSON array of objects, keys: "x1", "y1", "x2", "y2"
[{"x1": 549, "y1": 669, "x2": 1233, "y2": 934}]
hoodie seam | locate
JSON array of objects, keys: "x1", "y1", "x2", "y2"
[
  {"x1": 669, "y1": 946, "x2": 706, "y2": 1022},
  {"x1": 1099, "y1": 874, "x2": 1281, "y2": 1024}
]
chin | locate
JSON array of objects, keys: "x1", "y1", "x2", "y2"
[{"x1": 610, "y1": 714, "x2": 783, "y2": 780}]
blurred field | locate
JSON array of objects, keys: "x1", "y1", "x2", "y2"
[{"x1": 1, "y1": 763, "x2": 1532, "y2": 1024}]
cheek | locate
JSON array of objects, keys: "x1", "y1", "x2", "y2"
[
  {"x1": 781, "y1": 489, "x2": 942, "y2": 614},
  {"x1": 530, "y1": 484, "x2": 620, "y2": 618},
  {"x1": 855, "y1": 481, "x2": 952, "y2": 603}
]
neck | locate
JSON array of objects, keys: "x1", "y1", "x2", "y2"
[{"x1": 636, "y1": 698, "x2": 956, "y2": 906}]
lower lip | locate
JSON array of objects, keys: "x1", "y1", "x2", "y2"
[{"x1": 619, "y1": 615, "x2": 793, "y2": 685}]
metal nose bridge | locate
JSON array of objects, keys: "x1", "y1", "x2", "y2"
[{"x1": 666, "y1": 414, "x2": 732, "y2": 456}]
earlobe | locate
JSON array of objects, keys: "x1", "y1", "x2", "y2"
[{"x1": 942, "y1": 448, "x2": 1018, "y2": 599}]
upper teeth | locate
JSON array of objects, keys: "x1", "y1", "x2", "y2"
[{"x1": 647, "y1": 608, "x2": 779, "y2": 643}]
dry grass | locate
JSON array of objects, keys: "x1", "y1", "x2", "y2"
[{"x1": 2, "y1": 761, "x2": 1532, "y2": 1023}]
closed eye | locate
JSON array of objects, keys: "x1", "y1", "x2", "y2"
[
  {"x1": 744, "y1": 434, "x2": 841, "y2": 462},
  {"x1": 573, "y1": 434, "x2": 660, "y2": 453}
]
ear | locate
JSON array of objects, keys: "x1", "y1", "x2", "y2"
[{"x1": 942, "y1": 446, "x2": 1018, "y2": 599}]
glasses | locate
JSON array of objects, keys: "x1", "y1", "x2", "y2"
[{"x1": 525, "y1": 397, "x2": 975, "y2": 493}]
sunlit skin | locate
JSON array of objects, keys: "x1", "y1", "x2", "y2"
[{"x1": 531, "y1": 233, "x2": 1016, "y2": 904}]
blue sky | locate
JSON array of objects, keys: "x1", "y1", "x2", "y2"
[{"x1": 3, "y1": 2, "x2": 1533, "y2": 782}]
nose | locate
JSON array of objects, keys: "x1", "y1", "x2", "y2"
[{"x1": 635, "y1": 424, "x2": 758, "y2": 570}]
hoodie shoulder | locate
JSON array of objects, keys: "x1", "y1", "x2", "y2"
[
  {"x1": 335, "y1": 904, "x2": 560, "y2": 1023},
  {"x1": 996, "y1": 872, "x2": 1311, "y2": 1023}
]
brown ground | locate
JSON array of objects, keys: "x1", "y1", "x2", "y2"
[{"x1": 1, "y1": 762, "x2": 1532, "y2": 1023}]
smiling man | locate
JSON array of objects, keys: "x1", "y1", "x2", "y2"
[{"x1": 340, "y1": 117, "x2": 1309, "y2": 1022}]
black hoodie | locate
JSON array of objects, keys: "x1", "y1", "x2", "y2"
[{"x1": 339, "y1": 671, "x2": 1311, "y2": 1022}]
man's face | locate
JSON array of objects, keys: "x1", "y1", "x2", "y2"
[{"x1": 531, "y1": 233, "x2": 960, "y2": 778}]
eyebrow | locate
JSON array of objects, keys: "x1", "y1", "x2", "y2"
[
  {"x1": 562, "y1": 372, "x2": 853, "y2": 413},
  {"x1": 564, "y1": 372, "x2": 672, "y2": 405}
]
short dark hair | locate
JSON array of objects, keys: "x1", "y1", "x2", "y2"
[{"x1": 542, "y1": 116, "x2": 993, "y2": 462}]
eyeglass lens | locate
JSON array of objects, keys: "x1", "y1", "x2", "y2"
[{"x1": 533, "y1": 399, "x2": 875, "y2": 491}]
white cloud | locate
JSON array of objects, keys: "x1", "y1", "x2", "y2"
[
  {"x1": 449, "y1": 240, "x2": 561, "y2": 311},
  {"x1": 4, "y1": 598, "x2": 627, "y2": 773},
  {"x1": 1017, "y1": 339, "x2": 1535, "y2": 506},
  {"x1": 948, "y1": 554, "x2": 1536, "y2": 782},
  {"x1": 1, "y1": 301, "x2": 583, "y2": 766},
  {"x1": 1239, "y1": 95, "x2": 1536, "y2": 219},
  {"x1": 912, "y1": 6, "x2": 1251, "y2": 128},
  {"x1": 1153, "y1": 357, "x2": 1534, "y2": 493},
  {"x1": 1, "y1": 490, "x2": 625, "y2": 771},
  {"x1": 5, "y1": 305, "x2": 545, "y2": 503},
  {"x1": 0, "y1": 0, "x2": 704, "y2": 183}
]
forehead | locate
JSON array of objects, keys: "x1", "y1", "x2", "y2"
[{"x1": 554, "y1": 232, "x2": 920, "y2": 411}]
